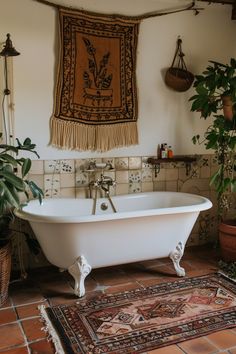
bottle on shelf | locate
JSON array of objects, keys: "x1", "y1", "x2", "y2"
[
  {"x1": 168, "y1": 146, "x2": 173, "y2": 158},
  {"x1": 160, "y1": 143, "x2": 167, "y2": 159},
  {"x1": 157, "y1": 144, "x2": 161, "y2": 159},
  {"x1": 164, "y1": 143, "x2": 168, "y2": 158}
]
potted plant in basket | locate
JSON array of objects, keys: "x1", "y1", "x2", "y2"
[
  {"x1": 0, "y1": 135, "x2": 43, "y2": 306},
  {"x1": 189, "y1": 58, "x2": 236, "y2": 264}
]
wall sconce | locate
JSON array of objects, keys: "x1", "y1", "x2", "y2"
[
  {"x1": 0, "y1": 33, "x2": 20, "y2": 94},
  {"x1": 0, "y1": 33, "x2": 20, "y2": 143}
]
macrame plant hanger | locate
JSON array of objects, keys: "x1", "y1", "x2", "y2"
[{"x1": 165, "y1": 37, "x2": 194, "y2": 92}]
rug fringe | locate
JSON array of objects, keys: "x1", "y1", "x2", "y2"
[
  {"x1": 39, "y1": 305, "x2": 65, "y2": 354},
  {"x1": 50, "y1": 117, "x2": 138, "y2": 152}
]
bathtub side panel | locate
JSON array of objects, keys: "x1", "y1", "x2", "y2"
[{"x1": 29, "y1": 212, "x2": 199, "y2": 269}]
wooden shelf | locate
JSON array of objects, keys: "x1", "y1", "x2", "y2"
[
  {"x1": 147, "y1": 156, "x2": 197, "y2": 164},
  {"x1": 147, "y1": 156, "x2": 197, "y2": 177}
]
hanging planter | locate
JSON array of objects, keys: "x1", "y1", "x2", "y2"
[{"x1": 165, "y1": 37, "x2": 194, "y2": 92}]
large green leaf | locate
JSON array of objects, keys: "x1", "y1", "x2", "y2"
[
  {"x1": 25, "y1": 180, "x2": 44, "y2": 204},
  {"x1": 0, "y1": 154, "x2": 18, "y2": 166},
  {"x1": 0, "y1": 170, "x2": 25, "y2": 190},
  {"x1": 22, "y1": 158, "x2": 31, "y2": 178},
  {"x1": 0, "y1": 180, "x2": 20, "y2": 208}
]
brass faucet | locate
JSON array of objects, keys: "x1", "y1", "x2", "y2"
[{"x1": 89, "y1": 174, "x2": 116, "y2": 214}]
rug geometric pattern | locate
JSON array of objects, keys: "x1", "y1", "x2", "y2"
[{"x1": 44, "y1": 273, "x2": 236, "y2": 353}]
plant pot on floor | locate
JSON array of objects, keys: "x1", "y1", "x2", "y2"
[
  {"x1": 219, "y1": 220, "x2": 236, "y2": 262},
  {"x1": 0, "y1": 242, "x2": 11, "y2": 307}
]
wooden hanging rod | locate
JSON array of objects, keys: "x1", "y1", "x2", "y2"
[
  {"x1": 197, "y1": 0, "x2": 234, "y2": 4},
  {"x1": 33, "y1": 0, "x2": 204, "y2": 20}
]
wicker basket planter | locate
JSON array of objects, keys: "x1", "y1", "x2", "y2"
[
  {"x1": 0, "y1": 242, "x2": 11, "y2": 307},
  {"x1": 165, "y1": 68, "x2": 194, "y2": 92},
  {"x1": 165, "y1": 37, "x2": 194, "y2": 92}
]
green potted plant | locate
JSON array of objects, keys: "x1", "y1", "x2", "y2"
[
  {"x1": 0, "y1": 135, "x2": 43, "y2": 306},
  {"x1": 189, "y1": 58, "x2": 236, "y2": 263}
]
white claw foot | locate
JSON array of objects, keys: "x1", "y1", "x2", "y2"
[
  {"x1": 68, "y1": 255, "x2": 92, "y2": 297},
  {"x1": 169, "y1": 241, "x2": 185, "y2": 277}
]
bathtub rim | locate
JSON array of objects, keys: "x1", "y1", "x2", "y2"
[{"x1": 14, "y1": 191, "x2": 212, "y2": 224}]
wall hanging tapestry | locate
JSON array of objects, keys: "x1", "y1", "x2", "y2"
[
  {"x1": 40, "y1": 273, "x2": 236, "y2": 353},
  {"x1": 50, "y1": 8, "x2": 140, "y2": 152}
]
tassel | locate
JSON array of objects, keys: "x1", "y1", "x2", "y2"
[{"x1": 50, "y1": 117, "x2": 138, "y2": 152}]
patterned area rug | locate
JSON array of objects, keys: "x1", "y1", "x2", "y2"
[{"x1": 40, "y1": 273, "x2": 236, "y2": 353}]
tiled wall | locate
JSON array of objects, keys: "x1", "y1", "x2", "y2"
[
  {"x1": 28, "y1": 154, "x2": 218, "y2": 244},
  {"x1": 12, "y1": 154, "x2": 219, "y2": 272}
]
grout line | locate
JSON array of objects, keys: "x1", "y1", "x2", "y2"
[
  {"x1": 10, "y1": 298, "x2": 48, "y2": 309},
  {"x1": 176, "y1": 344, "x2": 188, "y2": 353}
]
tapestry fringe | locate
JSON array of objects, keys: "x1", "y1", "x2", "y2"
[
  {"x1": 39, "y1": 305, "x2": 65, "y2": 354},
  {"x1": 50, "y1": 117, "x2": 139, "y2": 152}
]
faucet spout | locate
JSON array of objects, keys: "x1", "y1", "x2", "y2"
[{"x1": 100, "y1": 185, "x2": 109, "y2": 195}]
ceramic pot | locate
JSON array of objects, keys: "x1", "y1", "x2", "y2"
[
  {"x1": 219, "y1": 220, "x2": 236, "y2": 261},
  {"x1": 222, "y1": 95, "x2": 234, "y2": 121}
]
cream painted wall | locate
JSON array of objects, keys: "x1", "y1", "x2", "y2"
[{"x1": 0, "y1": 0, "x2": 236, "y2": 159}]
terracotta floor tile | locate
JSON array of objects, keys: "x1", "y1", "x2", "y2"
[
  {"x1": 138, "y1": 275, "x2": 179, "y2": 287},
  {"x1": 9, "y1": 281, "x2": 45, "y2": 306},
  {"x1": 37, "y1": 278, "x2": 73, "y2": 297},
  {"x1": 16, "y1": 301, "x2": 48, "y2": 319},
  {"x1": 124, "y1": 265, "x2": 175, "y2": 281},
  {"x1": 186, "y1": 259, "x2": 218, "y2": 270},
  {"x1": 0, "y1": 307, "x2": 17, "y2": 324},
  {"x1": 135, "y1": 258, "x2": 169, "y2": 268},
  {"x1": 206, "y1": 329, "x2": 236, "y2": 349},
  {"x1": 29, "y1": 339, "x2": 55, "y2": 354},
  {"x1": 21, "y1": 317, "x2": 46, "y2": 342},
  {"x1": 48, "y1": 295, "x2": 79, "y2": 306},
  {"x1": 91, "y1": 269, "x2": 133, "y2": 286},
  {"x1": 177, "y1": 336, "x2": 218, "y2": 354},
  {"x1": 147, "y1": 344, "x2": 184, "y2": 353},
  {"x1": 0, "y1": 347, "x2": 29, "y2": 354},
  {"x1": 104, "y1": 281, "x2": 141, "y2": 294},
  {"x1": 183, "y1": 268, "x2": 217, "y2": 278},
  {"x1": 0, "y1": 323, "x2": 25, "y2": 350}
]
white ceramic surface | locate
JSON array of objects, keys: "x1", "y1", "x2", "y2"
[{"x1": 15, "y1": 191, "x2": 212, "y2": 296}]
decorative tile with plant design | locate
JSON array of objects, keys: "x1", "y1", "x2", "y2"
[
  {"x1": 44, "y1": 174, "x2": 60, "y2": 190},
  {"x1": 75, "y1": 171, "x2": 90, "y2": 187},
  {"x1": 141, "y1": 169, "x2": 152, "y2": 182},
  {"x1": 102, "y1": 158, "x2": 115, "y2": 170},
  {"x1": 129, "y1": 170, "x2": 141, "y2": 183},
  {"x1": 60, "y1": 159, "x2": 75, "y2": 173},
  {"x1": 75, "y1": 159, "x2": 89, "y2": 172},
  {"x1": 129, "y1": 182, "x2": 141, "y2": 193},
  {"x1": 44, "y1": 160, "x2": 61, "y2": 173},
  {"x1": 115, "y1": 157, "x2": 128, "y2": 170}
]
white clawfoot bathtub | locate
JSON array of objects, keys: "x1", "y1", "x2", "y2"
[{"x1": 15, "y1": 192, "x2": 212, "y2": 297}]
